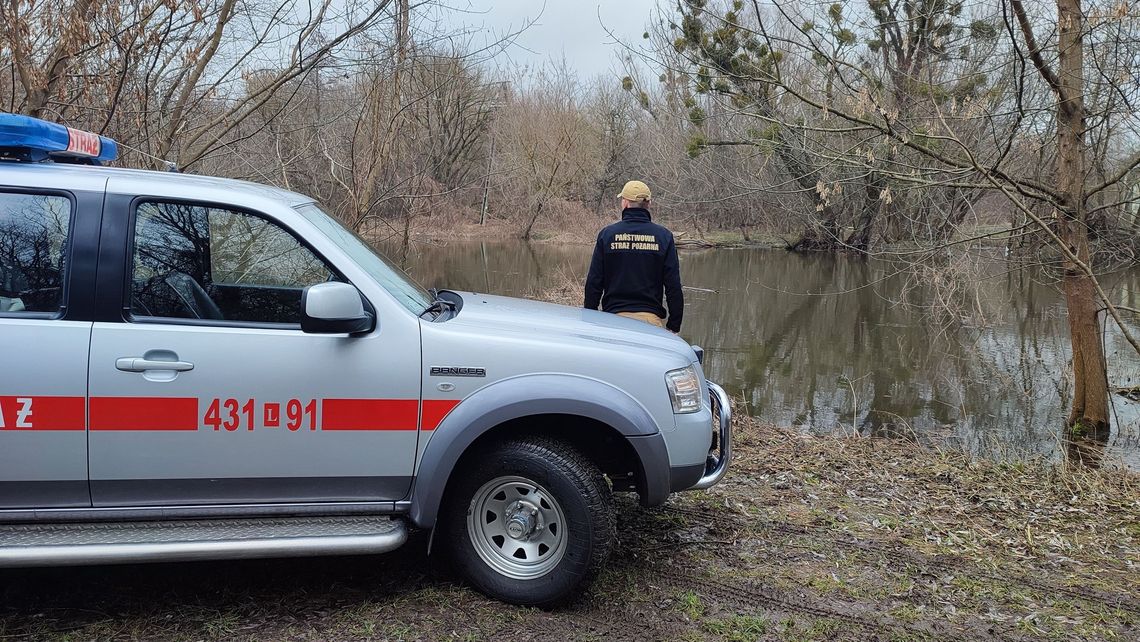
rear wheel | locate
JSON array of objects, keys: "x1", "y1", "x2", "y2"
[{"x1": 442, "y1": 437, "x2": 614, "y2": 607}]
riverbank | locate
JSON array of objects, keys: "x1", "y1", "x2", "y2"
[
  {"x1": 394, "y1": 213, "x2": 1017, "y2": 251},
  {"x1": 391, "y1": 212, "x2": 784, "y2": 249},
  {"x1": 1, "y1": 415, "x2": 1136, "y2": 641}
]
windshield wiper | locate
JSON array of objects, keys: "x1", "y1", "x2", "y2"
[{"x1": 420, "y1": 290, "x2": 457, "y2": 318}]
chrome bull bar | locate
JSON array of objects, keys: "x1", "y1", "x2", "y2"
[{"x1": 693, "y1": 381, "x2": 733, "y2": 490}]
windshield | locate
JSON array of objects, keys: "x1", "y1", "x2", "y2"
[{"x1": 295, "y1": 203, "x2": 433, "y2": 314}]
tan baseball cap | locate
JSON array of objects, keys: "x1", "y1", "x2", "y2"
[{"x1": 617, "y1": 180, "x2": 651, "y2": 201}]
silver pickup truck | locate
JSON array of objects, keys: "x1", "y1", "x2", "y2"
[{"x1": 0, "y1": 115, "x2": 731, "y2": 606}]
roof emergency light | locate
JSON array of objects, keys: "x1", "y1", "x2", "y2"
[{"x1": 0, "y1": 113, "x2": 118, "y2": 164}]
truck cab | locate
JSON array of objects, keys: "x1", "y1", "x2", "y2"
[{"x1": 0, "y1": 115, "x2": 731, "y2": 606}]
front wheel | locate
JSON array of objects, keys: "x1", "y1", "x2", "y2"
[{"x1": 442, "y1": 437, "x2": 615, "y2": 607}]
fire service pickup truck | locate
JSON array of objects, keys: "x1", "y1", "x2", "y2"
[{"x1": 0, "y1": 114, "x2": 732, "y2": 606}]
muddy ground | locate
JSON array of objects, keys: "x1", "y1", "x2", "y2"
[{"x1": 1, "y1": 417, "x2": 1137, "y2": 641}]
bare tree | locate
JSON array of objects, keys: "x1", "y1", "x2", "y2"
[
  {"x1": 1, "y1": 0, "x2": 391, "y2": 169},
  {"x1": 651, "y1": 0, "x2": 1140, "y2": 443},
  {"x1": 494, "y1": 65, "x2": 606, "y2": 239}
]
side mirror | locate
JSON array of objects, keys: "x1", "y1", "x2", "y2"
[{"x1": 301, "y1": 282, "x2": 374, "y2": 334}]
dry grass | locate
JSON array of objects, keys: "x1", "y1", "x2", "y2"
[
  {"x1": 381, "y1": 205, "x2": 1021, "y2": 250},
  {"x1": 396, "y1": 198, "x2": 616, "y2": 246},
  {"x1": 715, "y1": 417, "x2": 1139, "y2": 581},
  {"x1": 377, "y1": 198, "x2": 781, "y2": 248},
  {"x1": 1, "y1": 412, "x2": 1136, "y2": 641}
]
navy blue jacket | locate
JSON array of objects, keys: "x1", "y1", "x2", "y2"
[{"x1": 584, "y1": 208, "x2": 684, "y2": 332}]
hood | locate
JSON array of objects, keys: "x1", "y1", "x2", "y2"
[{"x1": 444, "y1": 292, "x2": 696, "y2": 362}]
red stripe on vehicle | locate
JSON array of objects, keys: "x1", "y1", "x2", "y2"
[
  {"x1": 89, "y1": 397, "x2": 199, "y2": 431},
  {"x1": 421, "y1": 399, "x2": 460, "y2": 431},
  {"x1": 321, "y1": 399, "x2": 419, "y2": 431},
  {"x1": 0, "y1": 396, "x2": 85, "y2": 431}
]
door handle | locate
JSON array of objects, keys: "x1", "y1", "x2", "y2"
[{"x1": 115, "y1": 357, "x2": 195, "y2": 373}]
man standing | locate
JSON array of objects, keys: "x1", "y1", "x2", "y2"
[{"x1": 584, "y1": 180, "x2": 683, "y2": 333}]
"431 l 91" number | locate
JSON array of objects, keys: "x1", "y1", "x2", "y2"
[{"x1": 204, "y1": 398, "x2": 317, "y2": 431}]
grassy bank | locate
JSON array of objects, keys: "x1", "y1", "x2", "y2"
[
  {"x1": 398, "y1": 212, "x2": 1019, "y2": 251},
  {"x1": 660, "y1": 421, "x2": 1140, "y2": 641},
  {"x1": 397, "y1": 210, "x2": 782, "y2": 249},
  {"x1": 1, "y1": 416, "x2": 1136, "y2": 641}
]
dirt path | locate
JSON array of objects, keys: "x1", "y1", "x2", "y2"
[{"x1": 1, "y1": 419, "x2": 1137, "y2": 641}]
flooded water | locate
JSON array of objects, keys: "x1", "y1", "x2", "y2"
[{"x1": 380, "y1": 239, "x2": 1140, "y2": 471}]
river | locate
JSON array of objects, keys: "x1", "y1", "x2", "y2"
[{"x1": 379, "y1": 239, "x2": 1140, "y2": 471}]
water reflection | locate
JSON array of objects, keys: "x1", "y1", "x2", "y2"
[{"x1": 381, "y1": 239, "x2": 1140, "y2": 471}]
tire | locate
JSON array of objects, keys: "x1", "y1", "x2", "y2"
[{"x1": 442, "y1": 436, "x2": 615, "y2": 607}]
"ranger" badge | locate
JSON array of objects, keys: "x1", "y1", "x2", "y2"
[{"x1": 430, "y1": 366, "x2": 486, "y2": 377}]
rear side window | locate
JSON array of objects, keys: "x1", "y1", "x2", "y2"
[
  {"x1": 0, "y1": 192, "x2": 71, "y2": 316},
  {"x1": 130, "y1": 201, "x2": 337, "y2": 325}
]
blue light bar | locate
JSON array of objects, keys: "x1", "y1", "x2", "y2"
[{"x1": 0, "y1": 113, "x2": 118, "y2": 163}]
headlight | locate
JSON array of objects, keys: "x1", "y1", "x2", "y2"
[{"x1": 665, "y1": 365, "x2": 702, "y2": 414}]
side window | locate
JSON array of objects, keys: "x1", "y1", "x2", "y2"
[
  {"x1": 0, "y1": 192, "x2": 71, "y2": 316},
  {"x1": 131, "y1": 201, "x2": 336, "y2": 325}
]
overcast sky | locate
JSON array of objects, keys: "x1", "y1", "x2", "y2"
[{"x1": 438, "y1": 0, "x2": 660, "y2": 80}]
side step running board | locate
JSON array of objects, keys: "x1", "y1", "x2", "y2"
[{"x1": 0, "y1": 516, "x2": 407, "y2": 567}]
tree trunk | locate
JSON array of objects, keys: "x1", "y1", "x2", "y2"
[
  {"x1": 789, "y1": 203, "x2": 842, "y2": 252},
  {"x1": 397, "y1": 0, "x2": 410, "y2": 65},
  {"x1": 757, "y1": 107, "x2": 846, "y2": 253},
  {"x1": 846, "y1": 204, "x2": 877, "y2": 252},
  {"x1": 1056, "y1": 0, "x2": 1109, "y2": 441},
  {"x1": 846, "y1": 171, "x2": 885, "y2": 252},
  {"x1": 522, "y1": 201, "x2": 544, "y2": 240},
  {"x1": 934, "y1": 190, "x2": 971, "y2": 244}
]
